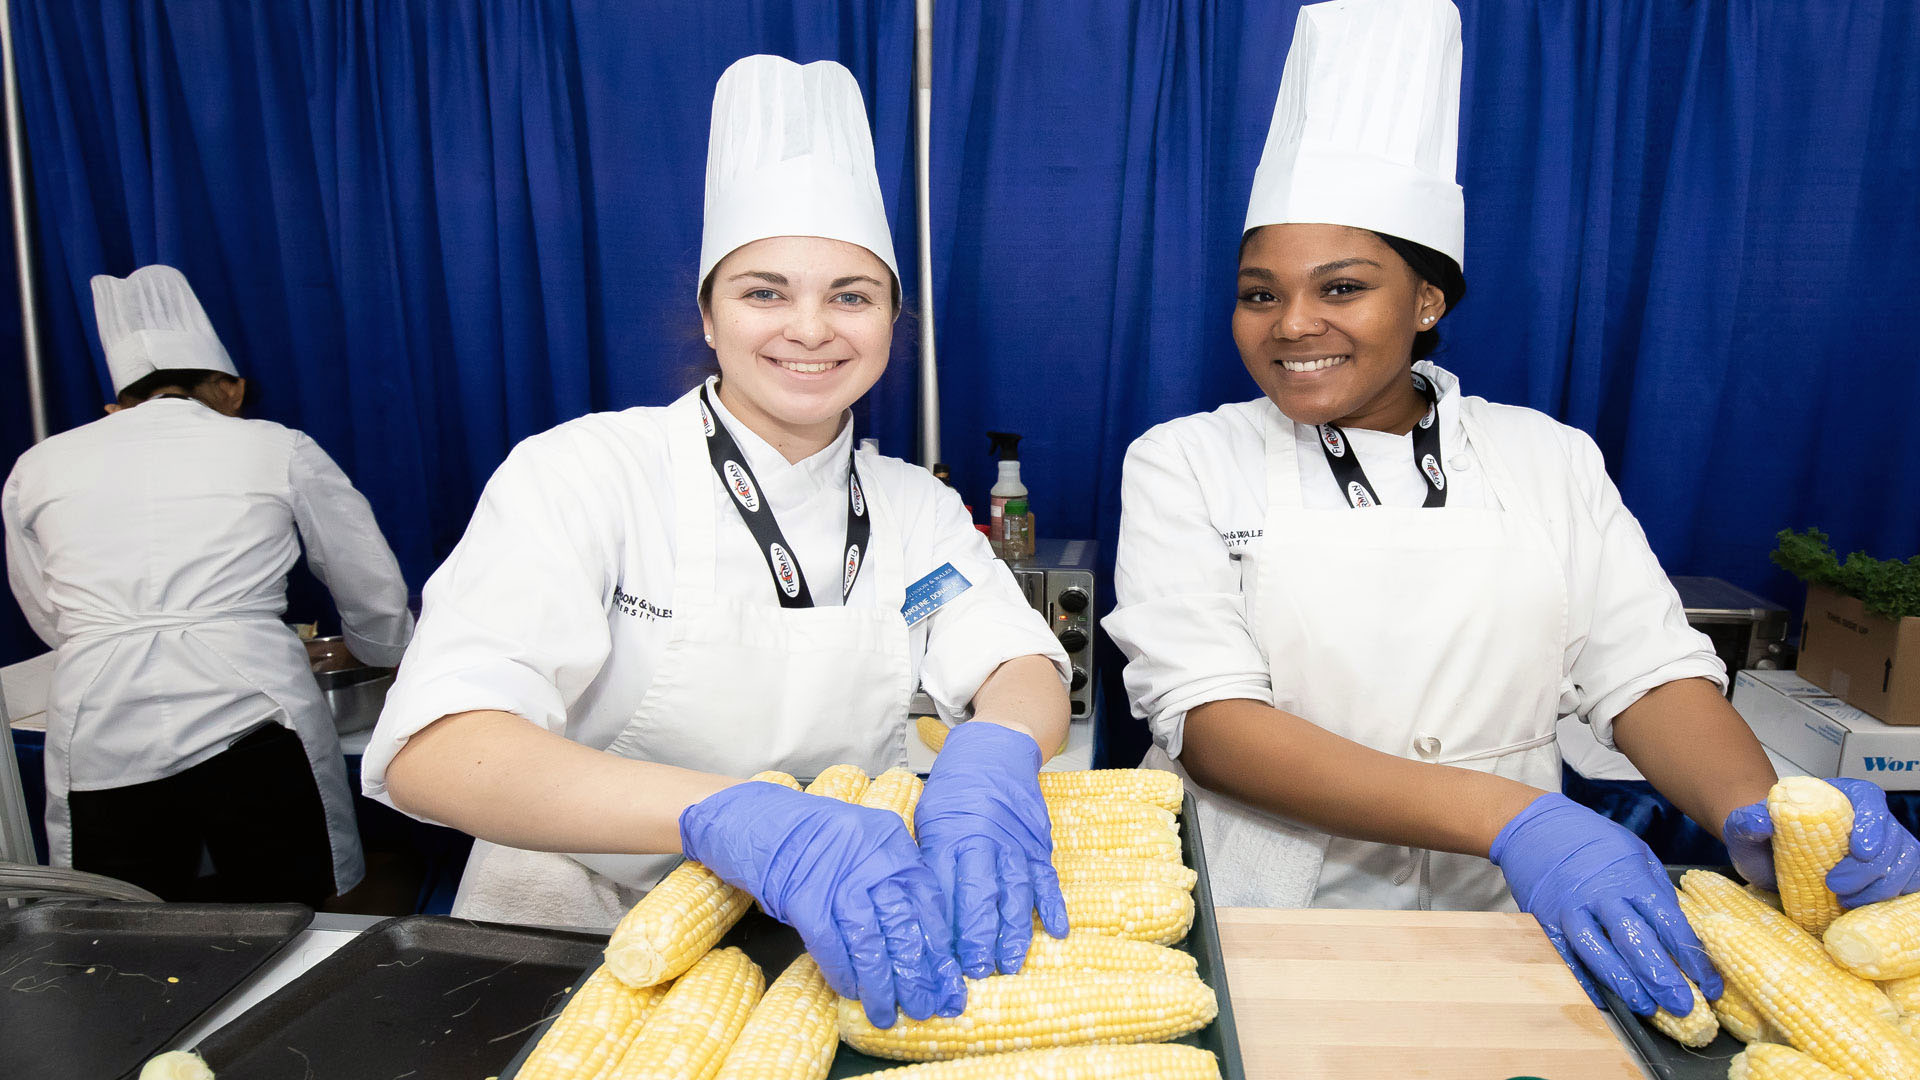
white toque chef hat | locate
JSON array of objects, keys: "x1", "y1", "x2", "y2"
[
  {"x1": 90, "y1": 265, "x2": 238, "y2": 395},
  {"x1": 1244, "y1": 0, "x2": 1466, "y2": 270},
  {"x1": 698, "y1": 55, "x2": 899, "y2": 299}
]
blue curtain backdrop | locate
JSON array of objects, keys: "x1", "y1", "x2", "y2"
[{"x1": 6, "y1": 3, "x2": 1919, "y2": 765}]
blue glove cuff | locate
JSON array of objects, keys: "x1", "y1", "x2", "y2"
[
  {"x1": 1489, "y1": 792, "x2": 1576, "y2": 867},
  {"x1": 937, "y1": 721, "x2": 1043, "y2": 774}
]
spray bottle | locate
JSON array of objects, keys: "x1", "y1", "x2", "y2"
[{"x1": 986, "y1": 432, "x2": 1034, "y2": 560}]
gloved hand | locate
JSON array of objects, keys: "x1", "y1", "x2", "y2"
[
  {"x1": 1723, "y1": 778, "x2": 1920, "y2": 907},
  {"x1": 1491, "y1": 793, "x2": 1721, "y2": 1017},
  {"x1": 914, "y1": 722, "x2": 1070, "y2": 978},
  {"x1": 681, "y1": 781, "x2": 965, "y2": 1027}
]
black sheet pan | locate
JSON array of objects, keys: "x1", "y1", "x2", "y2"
[
  {"x1": 192, "y1": 915, "x2": 604, "y2": 1080},
  {"x1": 0, "y1": 900, "x2": 311, "y2": 1080}
]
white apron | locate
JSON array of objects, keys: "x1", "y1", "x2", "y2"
[
  {"x1": 1149, "y1": 396, "x2": 1568, "y2": 910},
  {"x1": 46, "y1": 608, "x2": 365, "y2": 896},
  {"x1": 453, "y1": 397, "x2": 914, "y2": 928}
]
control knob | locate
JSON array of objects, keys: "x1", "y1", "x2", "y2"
[
  {"x1": 1070, "y1": 666, "x2": 1088, "y2": 691},
  {"x1": 1058, "y1": 627, "x2": 1089, "y2": 653},
  {"x1": 1057, "y1": 587, "x2": 1089, "y2": 613}
]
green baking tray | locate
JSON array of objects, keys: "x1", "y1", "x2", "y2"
[{"x1": 499, "y1": 788, "x2": 1245, "y2": 1078}]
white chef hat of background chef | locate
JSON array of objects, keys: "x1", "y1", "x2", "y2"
[
  {"x1": 698, "y1": 55, "x2": 900, "y2": 302},
  {"x1": 1245, "y1": 0, "x2": 1466, "y2": 271},
  {"x1": 90, "y1": 264, "x2": 238, "y2": 395}
]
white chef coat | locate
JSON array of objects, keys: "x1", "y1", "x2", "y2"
[
  {"x1": 361, "y1": 378, "x2": 1066, "y2": 805},
  {"x1": 3, "y1": 397, "x2": 414, "y2": 891},
  {"x1": 1106, "y1": 363, "x2": 1726, "y2": 904}
]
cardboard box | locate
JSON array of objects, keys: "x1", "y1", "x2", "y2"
[
  {"x1": 1796, "y1": 585, "x2": 1920, "y2": 726},
  {"x1": 1732, "y1": 669, "x2": 1920, "y2": 789}
]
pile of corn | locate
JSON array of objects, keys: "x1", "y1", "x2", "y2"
[
  {"x1": 1634, "y1": 776, "x2": 1920, "y2": 1080},
  {"x1": 515, "y1": 766, "x2": 1223, "y2": 1080}
]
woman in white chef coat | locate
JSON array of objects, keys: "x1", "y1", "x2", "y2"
[
  {"x1": 3, "y1": 265, "x2": 414, "y2": 905},
  {"x1": 361, "y1": 57, "x2": 1071, "y2": 1027},
  {"x1": 1108, "y1": 0, "x2": 1920, "y2": 1020}
]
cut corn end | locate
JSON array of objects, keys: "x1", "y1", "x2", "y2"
[{"x1": 1767, "y1": 777, "x2": 1853, "y2": 936}]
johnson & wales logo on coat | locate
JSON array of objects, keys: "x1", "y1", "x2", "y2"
[
  {"x1": 1320, "y1": 425, "x2": 1347, "y2": 457},
  {"x1": 723, "y1": 460, "x2": 760, "y2": 512},
  {"x1": 769, "y1": 542, "x2": 800, "y2": 597}
]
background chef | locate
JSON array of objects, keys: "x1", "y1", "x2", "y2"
[
  {"x1": 360, "y1": 55, "x2": 1072, "y2": 1028},
  {"x1": 3, "y1": 264, "x2": 413, "y2": 905},
  {"x1": 1106, "y1": 0, "x2": 1920, "y2": 1021}
]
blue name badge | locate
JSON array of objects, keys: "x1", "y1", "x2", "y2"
[{"x1": 901, "y1": 563, "x2": 972, "y2": 627}]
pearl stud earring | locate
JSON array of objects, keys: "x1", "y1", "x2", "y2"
[
  {"x1": 1421, "y1": 315, "x2": 1434, "y2": 325},
  {"x1": 704, "y1": 334, "x2": 713, "y2": 345}
]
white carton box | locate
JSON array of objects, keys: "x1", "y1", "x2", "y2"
[{"x1": 1732, "y1": 669, "x2": 1920, "y2": 789}]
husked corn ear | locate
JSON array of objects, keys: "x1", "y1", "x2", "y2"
[
  {"x1": 1824, "y1": 892, "x2": 1920, "y2": 980},
  {"x1": 1767, "y1": 777, "x2": 1853, "y2": 936},
  {"x1": 1019, "y1": 932, "x2": 1198, "y2": 976},
  {"x1": 1748, "y1": 884, "x2": 1784, "y2": 911},
  {"x1": 138, "y1": 1052, "x2": 215, "y2": 1080},
  {"x1": 605, "y1": 860, "x2": 753, "y2": 988},
  {"x1": 917, "y1": 714, "x2": 950, "y2": 753},
  {"x1": 1673, "y1": 890, "x2": 1773, "y2": 1043},
  {"x1": 1726, "y1": 1044, "x2": 1850, "y2": 1080},
  {"x1": 517, "y1": 965, "x2": 670, "y2": 1080},
  {"x1": 805, "y1": 764, "x2": 871, "y2": 803},
  {"x1": 1037, "y1": 770, "x2": 1185, "y2": 814},
  {"x1": 1878, "y1": 972, "x2": 1920, "y2": 1013},
  {"x1": 1693, "y1": 912, "x2": 1920, "y2": 1080},
  {"x1": 750, "y1": 769, "x2": 805, "y2": 790},
  {"x1": 1051, "y1": 852, "x2": 1198, "y2": 893},
  {"x1": 860, "y1": 768, "x2": 924, "y2": 835},
  {"x1": 1046, "y1": 796, "x2": 1178, "y2": 835},
  {"x1": 713, "y1": 954, "x2": 836, "y2": 1080},
  {"x1": 1647, "y1": 976, "x2": 1718, "y2": 1048},
  {"x1": 605, "y1": 946, "x2": 765, "y2": 1080},
  {"x1": 1679, "y1": 870, "x2": 1895, "y2": 1021},
  {"x1": 1051, "y1": 817, "x2": 1182, "y2": 863},
  {"x1": 1898, "y1": 1012, "x2": 1920, "y2": 1041},
  {"x1": 839, "y1": 1043, "x2": 1223, "y2": 1079},
  {"x1": 1059, "y1": 880, "x2": 1195, "y2": 945},
  {"x1": 837, "y1": 969, "x2": 1217, "y2": 1061}
]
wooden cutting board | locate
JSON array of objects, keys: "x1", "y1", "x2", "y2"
[{"x1": 1218, "y1": 908, "x2": 1649, "y2": 1080}]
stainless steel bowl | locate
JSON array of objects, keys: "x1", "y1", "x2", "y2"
[{"x1": 316, "y1": 665, "x2": 391, "y2": 735}]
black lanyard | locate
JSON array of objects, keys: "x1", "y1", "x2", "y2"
[
  {"x1": 1317, "y1": 371, "x2": 1446, "y2": 509},
  {"x1": 699, "y1": 384, "x2": 870, "y2": 608}
]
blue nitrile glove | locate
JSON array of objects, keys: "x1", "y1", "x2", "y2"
[
  {"x1": 1725, "y1": 779, "x2": 1920, "y2": 907},
  {"x1": 1491, "y1": 793, "x2": 1721, "y2": 1018},
  {"x1": 680, "y1": 781, "x2": 966, "y2": 1028},
  {"x1": 914, "y1": 722, "x2": 1071, "y2": 978}
]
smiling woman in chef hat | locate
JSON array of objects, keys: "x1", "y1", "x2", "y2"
[
  {"x1": 359, "y1": 55, "x2": 1072, "y2": 1028},
  {"x1": 1106, "y1": 0, "x2": 1920, "y2": 1020}
]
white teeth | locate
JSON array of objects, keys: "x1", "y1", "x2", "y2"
[
  {"x1": 773, "y1": 359, "x2": 841, "y2": 374},
  {"x1": 1280, "y1": 355, "x2": 1350, "y2": 372}
]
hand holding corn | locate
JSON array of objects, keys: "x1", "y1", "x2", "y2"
[
  {"x1": 1722, "y1": 776, "x2": 1920, "y2": 910},
  {"x1": 1489, "y1": 792, "x2": 1720, "y2": 1017}
]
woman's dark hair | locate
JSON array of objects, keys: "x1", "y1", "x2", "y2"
[
  {"x1": 1369, "y1": 231, "x2": 1465, "y2": 361},
  {"x1": 115, "y1": 368, "x2": 241, "y2": 409}
]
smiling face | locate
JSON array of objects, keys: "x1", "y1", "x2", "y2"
[
  {"x1": 1233, "y1": 224, "x2": 1446, "y2": 432},
  {"x1": 700, "y1": 235, "x2": 896, "y2": 459}
]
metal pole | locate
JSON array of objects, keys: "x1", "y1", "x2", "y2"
[
  {"x1": 1, "y1": 0, "x2": 48, "y2": 443},
  {"x1": 912, "y1": 0, "x2": 939, "y2": 468}
]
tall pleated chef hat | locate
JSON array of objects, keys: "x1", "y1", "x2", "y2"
[
  {"x1": 90, "y1": 265, "x2": 238, "y2": 394},
  {"x1": 1244, "y1": 0, "x2": 1466, "y2": 270},
  {"x1": 699, "y1": 55, "x2": 898, "y2": 297}
]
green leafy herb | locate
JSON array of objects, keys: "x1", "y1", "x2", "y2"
[{"x1": 1772, "y1": 528, "x2": 1920, "y2": 621}]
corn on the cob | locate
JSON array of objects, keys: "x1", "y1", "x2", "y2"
[
  {"x1": 1726, "y1": 1044, "x2": 1850, "y2": 1080},
  {"x1": 138, "y1": 1052, "x2": 215, "y2": 1080},
  {"x1": 1879, "y1": 972, "x2": 1920, "y2": 1013},
  {"x1": 1768, "y1": 777, "x2": 1854, "y2": 936},
  {"x1": 1824, "y1": 892, "x2": 1920, "y2": 980},
  {"x1": 1692, "y1": 912, "x2": 1920, "y2": 1079},
  {"x1": 1898, "y1": 1012, "x2": 1920, "y2": 1041},
  {"x1": 1057, "y1": 880, "x2": 1194, "y2": 946},
  {"x1": 1673, "y1": 890, "x2": 1775, "y2": 1043},
  {"x1": 751, "y1": 769, "x2": 805, "y2": 791},
  {"x1": 918, "y1": 714, "x2": 950, "y2": 753},
  {"x1": 604, "y1": 946, "x2": 765, "y2": 1080},
  {"x1": 1051, "y1": 817, "x2": 1182, "y2": 863},
  {"x1": 1037, "y1": 770, "x2": 1185, "y2": 815},
  {"x1": 1050, "y1": 852, "x2": 1198, "y2": 893},
  {"x1": 713, "y1": 954, "x2": 836, "y2": 1080},
  {"x1": 860, "y1": 767, "x2": 924, "y2": 835},
  {"x1": 837, "y1": 969, "x2": 1217, "y2": 1061},
  {"x1": 839, "y1": 1043, "x2": 1223, "y2": 1079},
  {"x1": 1019, "y1": 932, "x2": 1198, "y2": 976},
  {"x1": 805, "y1": 763, "x2": 872, "y2": 803},
  {"x1": 516, "y1": 965, "x2": 670, "y2": 1080},
  {"x1": 1646, "y1": 975, "x2": 1718, "y2": 1048},
  {"x1": 1678, "y1": 870, "x2": 1895, "y2": 1021},
  {"x1": 1046, "y1": 797, "x2": 1177, "y2": 835},
  {"x1": 1748, "y1": 884, "x2": 1784, "y2": 911}
]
